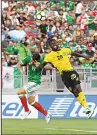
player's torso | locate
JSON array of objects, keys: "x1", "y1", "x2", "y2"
[
  {"x1": 27, "y1": 62, "x2": 42, "y2": 84},
  {"x1": 49, "y1": 49, "x2": 73, "y2": 73}
]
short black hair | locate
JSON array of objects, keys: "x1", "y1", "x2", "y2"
[{"x1": 33, "y1": 53, "x2": 40, "y2": 61}]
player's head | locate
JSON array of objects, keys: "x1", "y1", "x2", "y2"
[
  {"x1": 33, "y1": 53, "x2": 40, "y2": 62},
  {"x1": 49, "y1": 39, "x2": 59, "y2": 51}
]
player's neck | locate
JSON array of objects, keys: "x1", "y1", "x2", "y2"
[{"x1": 52, "y1": 49, "x2": 61, "y2": 52}]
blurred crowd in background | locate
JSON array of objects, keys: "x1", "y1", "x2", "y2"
[{"x1": 1, "y1": 0, "x2": 97, "y2": 68}]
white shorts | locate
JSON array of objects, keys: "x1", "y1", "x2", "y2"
[{"x1": 23, "y1": 82, "x2": 40, "y2": 98}]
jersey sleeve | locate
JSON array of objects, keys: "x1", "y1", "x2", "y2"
[
  {"x1": 21, "y1": 56, "x2": 31, "y2": 65},
  {"x1": 62, "y1": 48, "x2": 72, "y2": 55},
  {"x1": 40, "y1": 54, "x2": 45, "y2": 63}
]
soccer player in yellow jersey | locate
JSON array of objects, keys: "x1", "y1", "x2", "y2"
[{"x1": 37, "y1": 38, "x2": 94, "y2": 119}]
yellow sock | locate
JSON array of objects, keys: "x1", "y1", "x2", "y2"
[{"x1": 77, "y1": 92, "x2": 88, "y2": 108}]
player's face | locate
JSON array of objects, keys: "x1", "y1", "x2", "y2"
[{"x1": 50, "y1": 41, "x2": 59, "y2": 51}]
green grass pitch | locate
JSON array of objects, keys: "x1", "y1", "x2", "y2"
[{"x1": 2, "y1": 119, "x2": 97, "y2": 134}]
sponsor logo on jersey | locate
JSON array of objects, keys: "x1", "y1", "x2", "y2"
[{"x1": 4, "y1": 73, "x2": 13, "y2": 82}]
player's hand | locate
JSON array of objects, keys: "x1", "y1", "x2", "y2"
[{"x1": 34, "y1": 61, "x2": 40, "y2": 67}]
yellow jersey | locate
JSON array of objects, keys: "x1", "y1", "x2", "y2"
[{"x1": 44, "y1": 48, "x2": 73, "y2": 74}]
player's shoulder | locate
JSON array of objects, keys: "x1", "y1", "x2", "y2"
[
  {"x1": 23, "y1": 55, "x2": 32, "y2": 62},
  {"x1": 26, "y1": 55, "x2": 32, "y2": 59},
  {"x1": 44, "y1": 51, "x2": 54, "y2": 62},
  {"x1": 61, "y1": 48, "x2": 72, "y2": 55},
  {"x1": 45, "y1": 51, "x2": 54, "y2": 57},
  {"x1": 61, "y1": 47, "x2": 70, "y2": 50},
  {"x1": 61, "y1": 47, "x2": 71, "y2": 52}
]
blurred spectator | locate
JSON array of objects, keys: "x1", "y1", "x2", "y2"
[
  {"x1": 4, "y1": 40, "x2": 18, "y2": 62},
  {"x1": 16, "y1": 37, "x2": 31, "y2": 61},
  {"x1": 75, "y1": 1, "x2": 84, "y2": 18},
  {"x1": 75, "y1": 45, "x2": 83, "y2": 53},
  {"x1": 88, "y1": 0, "x2": 96, "y2": 11},
  {"x1": 92, "y1": 32, "x2": 97, "y2": 47},
  {"x1": 91, "y1": 50, "x2": 97, "y2": 66},
  {"x1": 70, "y1": 56, "x2": 80, "y2": 66},
  {"x1": 24, "y1": 15, "x2": 34, "y2": 26},
  {"x1": 66, "y1": 10, "x2": 75, "y2": 25},
  {"x1": 73, "y1": 26, "x2": 84, "y2": 41},
  {"x1": 84, "y1": 43, "x2": 95, "y2": 57},
  {"x1": 17, "y1": 11, "x2": 27, "y2": 24},
  {"x1": 81, "y1": 59, "x2": 93, "y2": 68},
  {"x1": 1, "y1": 0, "x2": 97, "y2": 68},
  {"x1": 2, "y1": 55, "x2": 7, "y2": 66},
  {"x1": 9, "y1": 13, "x2": 19, "y2": 25},
  {"x1": 2, "y1": 1, "x2": 8, "y2": 9},
  {"x1": 39, "y1": 20, "x2": 48, "y2": 37},
  {"x1": 25, "y1": 2, "x2": 36, "y2": 15}
]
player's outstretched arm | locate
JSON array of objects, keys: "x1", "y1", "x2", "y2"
[
  {"x1": 17, "y1": 56, "x2": 31, "y2": 74},
  {"x1": 44, "y1": 64, "x2": 54, "y2": 70},
  {"x1": 17, "y1": 61, "x2": 25, "y2": 74},
  {"x1": 37, "y1": 61, "x2": 47, "y2": 70},
  {"x1": 71, "y1": 51, "x2": 91, "y2": 59}
]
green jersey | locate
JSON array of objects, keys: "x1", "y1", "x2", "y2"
[
  {"x1": 81, "y1": 63, "x2": 93, "y2": 68},
  {"x1": 5, "y1": 45, "x2": 18, "y2": 55},
  {"x1": 21, "y1": 55, "x2": 44, "y2": 85},
  {"x1": 80, "y1": 44, "x2": 86, "y2": 51},
  {"x1": 50, "y1": 2, "x2": 56, "y2": 7},
  {"x1": 66, "y1": 14, "x2": 74, "y2": 25},
  {"x1": 88, "y1": 16, "x2": 96, "y2": 30},
  {"x1": 62, "y1": 42, "x2": 76, "y2": 51},
  {"x1": 59, "y1": 1, "x2": 65, "y2": 8},
  {"x1": 17, "y1": 43, "x2": 32, "y2": 61},
  {"x1": 68, "y1": 1, "x2": 75, "y2": 10},
  {"x1": 61, "y1": 42, "x2": 69, "y2": 48}
]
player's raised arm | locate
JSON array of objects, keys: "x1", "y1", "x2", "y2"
[
  {"x1": 62, "y1": 48, "x2": 91, "y2": 59},
  {"x1": 37, "y1": 61, "x2": 47, "y2": 70},
  {"x1": 44, "y1": 64, "x2": 54, "y2": 70},
  {"x1": 17, "y1": 56, "x2": 31, "y2": 74},
  {"x1": 36, "y1": 52, "x2": 52, "y2": 70},
  {"x1": 17, "y1": 61, "x2": 24, "y2": 74}
]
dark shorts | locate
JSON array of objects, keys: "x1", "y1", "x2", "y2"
[{"x1": 61, "y1": 70, "x2": 80, "y2": 92}]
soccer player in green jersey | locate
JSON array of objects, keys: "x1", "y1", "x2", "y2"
[{"x1": 17, "y1": 53, "x2": 51, "y2": 123}]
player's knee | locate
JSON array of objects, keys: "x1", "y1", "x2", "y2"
[
  {"x1": 28, "y1": 96, "x2": 35, "y2": 105},
  {"x1": 73, "y1": 89, "x2": 79, "y2": 97},
  {"x1": 75, "y1": 84, "x2": 82, "y2": 92},
  {"x1": 73, "y1": 84, "x2": 82, "y2": 97},
  {"x1": 17, "y1": 88, "x2": 26, "y2": 95}
]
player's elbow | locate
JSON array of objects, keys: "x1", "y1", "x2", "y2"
[
  {"x1": 17, "y1": 62, "x2": 22, "y2": 69},
  {"x1": 44, "y1": 66, "x2": 52, "y2": 70}
]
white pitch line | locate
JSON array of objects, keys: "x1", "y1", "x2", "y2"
[{"x1": 45, "y1": 128, "x2": 97, "y2": 133}]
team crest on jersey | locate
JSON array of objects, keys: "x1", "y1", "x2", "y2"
[
  {"x1": 32, "y1": 66, "x2": 36, "y2": 71},
  {"x1": 4, "y1": 73, "x2": 13, "y2": 82},
  {"x1": 71, "y1": 74, "x2": 76, "y2": 80}
]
